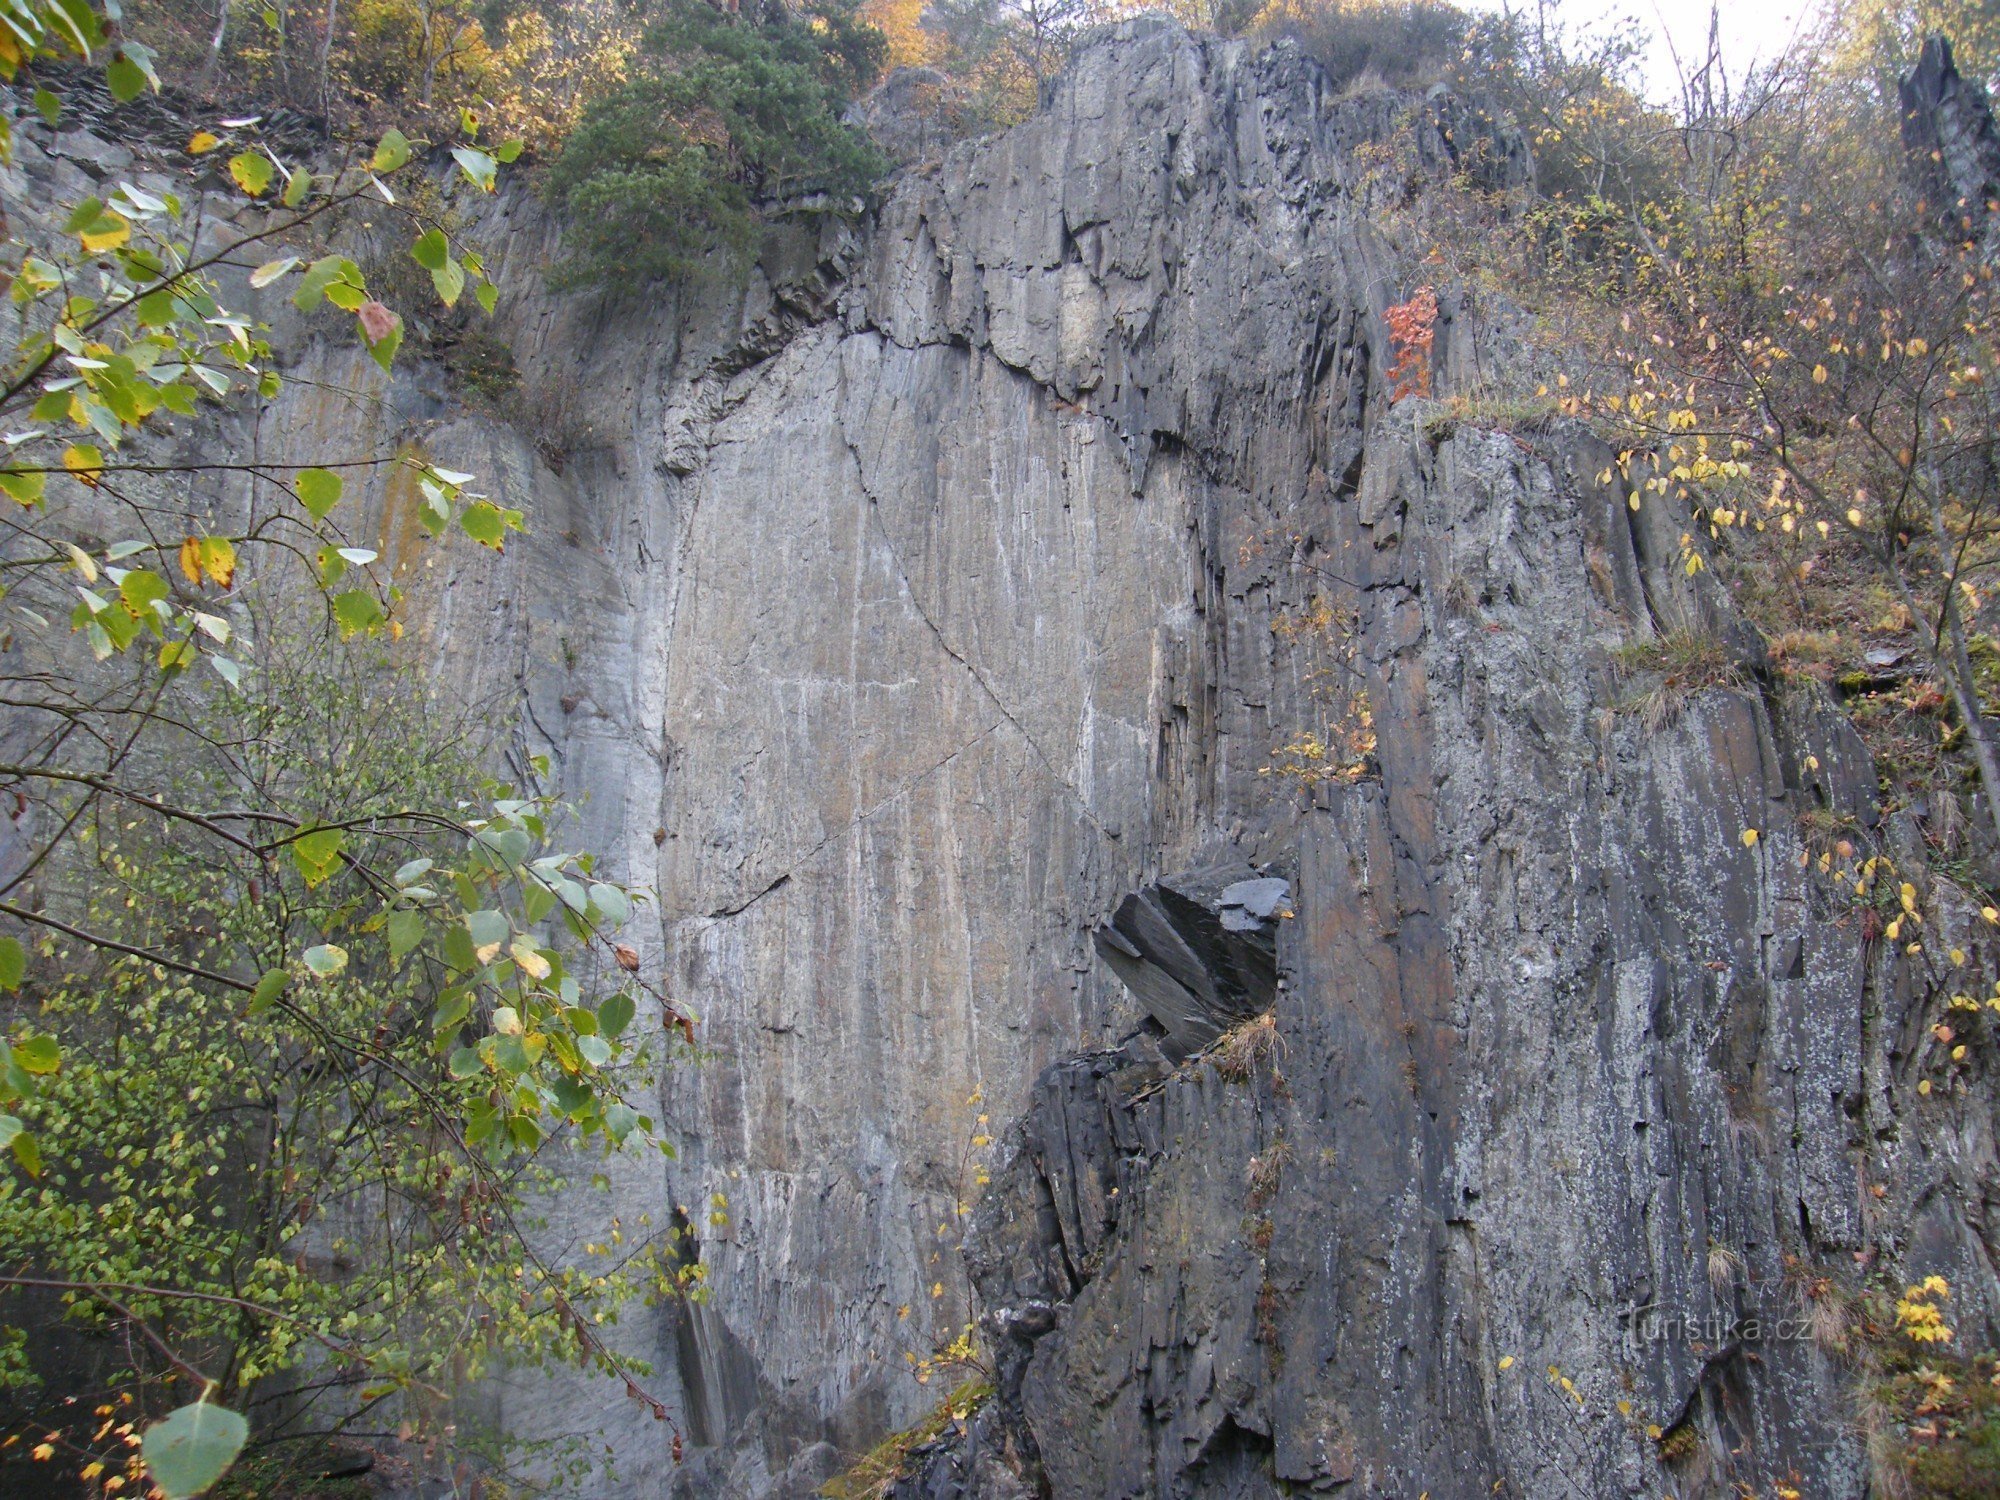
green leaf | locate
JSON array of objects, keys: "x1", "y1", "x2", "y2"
[
  {"x1": 0, "y1": 468, "x2": 45, "y2": 507},
  {"x1": 465, "y1": 1100, "x2": 499, "y2": 1144},
  {"x1": 294, "y1": 467, "x2": 342, "y2": 520},
  {"x1": 0, "y1": 936, "x2": 24, "y2": 992},
  {"x1": 105, "y1": 53, "x2": 150, "y2": 103},
  {"x1": 228, "y1": 151, "x2": 273, "y2": 197},
  {"x1": 597, "y1": 990, "x2": 636, "y2": 1040},
  {"x1": 465, "y1": 910, "x2": 509, "y2": 965},
  {"x1": 249, "y1": 255, "x2": 298, "y2": 289},
  {"x1": 577, "y1": 1034, "x2": 613, "y2": 1067},
  {"x1": 432, "y1": 989, "x2": 471, "y2": 1035},
  {"x1": 119, "y1": 569, "x2": 169, "y2": 623},
  {"x1": 5, "y1": 1118, "x2": 39, "y2": 1175},
  {"x1": 283, "y1": 166, "x2": 311, "y2": 207},
  {"x1": 448, "y1": 1045, "x2": 484, "y2": 1079},
  {"x1": 371, "y1": 128, "x2": 412, "y2": 174},
  {"x1": 476, "y1": 281, "x2": 499, "y2": 315},
  {"x1": 458, "y1": 500, "x2": 519, "y2": 550},
  {"x1": 604, "y1": 1101, "x2": 639, "y2": 1143},
  {"x1": 331, "y1": 590, "x2": 384, "y2": 639},
  {"x1": 410, "y1": 228, "x2": 449, "y2": 271},
  {"x1": 292, "y1": 255, "x2": 351, "y2": 312},
  {"x1": 394, "y1": 858, "x2": 434, "y2": 886},
  {"x1": 431, "y1": 257, "x2": 466, "y2": 308},
  {"x1": 492, "y1": 1032, "x2": 531, "y2": 1075},
  {"x1": 290, "y1": 826, "x2": 345, "y2": 888},
  {"x1": 388, "y1": 909, "x2": 426, "y2": 961},
  {"x1": 589, "y1": 883, "x2": 631, "y2": 927},
  {"x1": 451, "y1": 146, "x2": 498, "y2": 192},
  {"x1": 302, "y1": 944, "x2": 348, "y2": 978},
  {"x1": 11, "y1": 1035, "x2": 57, "y2": 1075},
  {"x1": 141, "y1": 1399, "x2": 248, "y2": 1500},
  {"x1": 33, "y1": 88, "x2": 59, "y2": 127},
  {"x1": 64, "y1": 195, "x2": 106, "y2": 235},
  {"x1": 362, "y1": 308, "x2": 403, "y2": 372},
  {"x1": 496, "y1": 139, "x2": 524, "y2": 164},
  {"x1": 247, "y1": 968, "x2": 287, "y2": 1015}
]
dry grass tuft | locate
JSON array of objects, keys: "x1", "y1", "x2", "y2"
[{"x1": 1211, "y1": 1011, "x2": 1284, "y2": 1083}]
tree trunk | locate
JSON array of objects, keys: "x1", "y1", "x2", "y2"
[
  {"x1": 201, "y1": 0, "x2": 228, "y2": 97},
  {"x1": 320, "y1": 0, "x2": 339, "y2": 122},
  {"x1": 1887, "y1": 557, "x2": 2000, "y2": 860}
]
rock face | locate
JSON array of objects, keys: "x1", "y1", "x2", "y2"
[{"x1": 14, "y1": 20, "x2": 2000, "y2": 1498}]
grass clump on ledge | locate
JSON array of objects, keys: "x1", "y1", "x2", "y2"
[
  {"x1": 819, "y1": 1378, "x2": 995, "y2": 1500},
  {"x1": 1612, "y1": 628, "x2": 1745, "y2": 730}
]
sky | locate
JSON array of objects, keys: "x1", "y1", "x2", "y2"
[{"x1": 1464, "y1": 0, "x2": 1827, "y2": 99}]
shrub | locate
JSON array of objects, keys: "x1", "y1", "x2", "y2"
[
  {"x1": 547, "y1": 0, "x2": 887, "y2": 286},
  {"x1": 1254, "y1": 0, "x2": 1469, "y2": 91}
]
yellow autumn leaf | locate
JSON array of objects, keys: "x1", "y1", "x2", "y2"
[
  {"x1": 1741, "y1": 828, "x2": 1759, "y2": 848},
  {"x1": 510, "y1": 939, "x2": 551, "y2": 980},
  {"x1": 62, "y1": 444, "x2": 103, "y2": 484},
  {"x1": 1919, "y1": 1079, "x2": 1933, "y2": 1095},
  {"x1": 1812, "y1": 363, "x2": 1827, "y2": 383},
  {"x1": 178, "y1": 536, "x2": 201, "y2": 585},
  {"x1": 1498, "y1": 1355, "x2": 1514, "y2": 1370},
  {"x1": 187, "y1": 130, "x2": 220, "y2": 154},
  {"x1": 199, "y1": 535, "x2": 236, "y2": 588},
  {"x1": 79, "y1": 211, "x2": 130, "y2": 252},
  {"x1": 1847, "y1": 507, "x2": 1864, "y2": 527}
]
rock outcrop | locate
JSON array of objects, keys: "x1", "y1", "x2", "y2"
[{"x1": 11, "y1": 19, "x2": 2000, "y2": 1498}]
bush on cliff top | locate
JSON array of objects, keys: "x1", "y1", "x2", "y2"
[{"x1": 546, "y1": 0, "x2": 887, "y2": 286}]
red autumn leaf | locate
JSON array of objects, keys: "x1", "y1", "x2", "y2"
[{"x1": 357, "y1": 299, "x2": 399, "y2": 345}]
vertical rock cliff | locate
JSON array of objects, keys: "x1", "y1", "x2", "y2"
[{"x1": 15, "y1": 19, "x2": 1997, "y2": 1497}]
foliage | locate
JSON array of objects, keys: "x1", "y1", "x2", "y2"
[
  {"x1": 1260, "y1": 596, "x2": 1377, "y2": 787},
  {"x1": 0, "y1": 4, "x2": 689, "y2": 1491},
  {"x1": 2, "y1": 644, "x2": 693, "y2": 1490},
  {"x1": 1611, "y1": 629, "x2": 1746, "y2": 729},
  {"x1": 122, "y1": 0, "x2": 641, "y2": 146},
  {"x1": 1253, "y1": 0, "x2": 1468, "y2": 90},
  {"x1": 817, "y1": 1378, "x2": 993, "y2": 1500},
  {"x1": 1835, "y1": 0, "x2": 2000, "y2": 98},
  {"x1": 1354, "y1": 0, "x2": 2000, "y2": 865},
  {"x1": 921, "y1": 0, "x2": 1108, "y2": 125},
  {"x1": 546, "y1": 0, "x2": 887, "y2": 286}
]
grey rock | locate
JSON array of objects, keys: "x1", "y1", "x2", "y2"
[
  {"x1": 49, "y1": 127, "x2": 130, "y2": 171},
  {"x1": 1217, "y1": 877, "x2": 1289, "y2": 927},
  {"x1": 17, "y1": 22, "x2": 1997, "y2": 1500},
  {"x1": 1093, "y1": 864, "x2": 1280, "y2": 1054}
]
